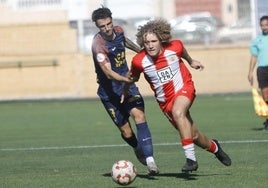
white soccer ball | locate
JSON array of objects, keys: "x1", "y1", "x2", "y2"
[{"x1": 111, "y1": 160, "x2": 137, "y2": 186}]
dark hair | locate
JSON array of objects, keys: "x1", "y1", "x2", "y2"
[
  {"x1": 91, "y1": 6, "x2": 112, "y2": 22},
  {"x1": 260, "y1": 15, "x2": 268, "y2": 23}
]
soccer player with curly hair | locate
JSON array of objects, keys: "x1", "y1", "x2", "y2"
[{"x1": 124, "y1": 19, "x2": 231, "y2": 172}]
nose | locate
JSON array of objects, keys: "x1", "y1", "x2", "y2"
[
  {"x1": 148, "y1": 42, "x2": 154, "y2": 49},
  {"x1": 104, "y1": 25, "x2": 110, "y2": 31}
]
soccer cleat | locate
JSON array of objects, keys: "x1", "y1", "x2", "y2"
[
  {"x1": 213, "y1": 139, "x2": 232, "y2": 166},
  {"x1": 147, "y1": 161, "x2": 159, "y2": 176},
  {"x1": 134, "y1": 146, "x2": 147, "y2": 166},
  {"x1": 181, "y1": 158, "x2": 198, "y2": 173}
]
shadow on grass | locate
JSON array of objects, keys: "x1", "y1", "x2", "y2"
[
  {"x1": 157, "y1": 172, "x2": 231, "y2": 180},
  {"x1": 251, "y1": 127, "x2": 266, "y2": 131},
  {"x1": 103, "y1": 171, "x2": 231, "y2": 182},
  {"x1": 102, "y1": 172, "x2": 159, "y2": 181},
  {"x1": 155, "y1": 172, "x2": 198, "y2": 180}
]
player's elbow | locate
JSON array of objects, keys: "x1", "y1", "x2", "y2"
[
  {"x1": 104, "y1": 72, "x2": 114, "y2": 80},
  {"x1": 106, "y1": 75, "x2": 113, "y2": 80}
]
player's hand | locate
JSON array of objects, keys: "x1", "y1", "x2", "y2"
[
  {"x1": 120, "y1": 83, "x2": 130, "y2": 103},
  {"x1": 120, "y1": 93, "x2": 125, "y2": 103},
  {"x1": 124, "y1": 72, "x2": 135, "y2": 83},
  {"x1": 190, "y1": 59, "x2": 204, "y2": 71},
  {"x1": 248, "y1": 73, "x2": 254, "y2": 86}
]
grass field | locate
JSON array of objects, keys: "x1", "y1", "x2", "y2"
[{"x1": 0, "y1": 93, "x2": 268, "y2": 188}]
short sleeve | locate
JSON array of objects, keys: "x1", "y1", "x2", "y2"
[{"x1": 250, "y1": 38, "x2": 259, "y2": 56}]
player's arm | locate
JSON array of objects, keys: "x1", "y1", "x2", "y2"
[
  {"x1": 120, "y1": 76, "x2": 137, "y2": 103},
  {"x1": 248, "y1": 55, "x2": 257, "y2": 86},
  {"x1": 182, "y1": 47, "x2": 204, "y2": 71},
  {"x1": 120, "y1": 67, "x2": 140, "y2": 103},
  {"x1": 125, "y1": 37, "x2": 141, "y2": 53},
  {"x1": 97, "y1": 53, "x2": 133, "y2": 83}
]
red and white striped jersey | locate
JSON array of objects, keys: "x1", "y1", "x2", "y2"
[{"x1": 131, "y1": 40, "x2": 193, "y2": 104}]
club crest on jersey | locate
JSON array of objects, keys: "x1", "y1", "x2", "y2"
[
  {"x1": 114, "y1": 51, "x2": 126, "y2": 67},
  {"x1": 168, "y1": 55, "x2": 177, "y2": 62},
  {"x1": 157, "y1": 67, "x2": 174, "y2": 83}
]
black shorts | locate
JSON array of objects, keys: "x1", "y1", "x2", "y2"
[
  {"x1": 257, "y1": 67, "x2": 268, "y2": 89},
  {"x1": 101, "y1": 94, "x2": 145, "y2": 127}
]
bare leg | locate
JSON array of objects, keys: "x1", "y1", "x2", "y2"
[
  {"x1": 172, "y1": 96, "x2": 198, "y2": 172},
  {"x1": 261, "y1": 87, "x2": 268, "y2": 102},
  {"x1": 172, "y1": 96, "x2": 192, "y2": 139},
  {"x1": 261, "y1": 87, "x2": 268, "y2": 130}
]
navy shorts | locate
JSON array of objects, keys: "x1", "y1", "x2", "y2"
[
  {"x1": 257, "y1": 67, "x2": 268, "y2": 89},
  {"x1": 101, "y1": 94, "x2": 145, "y2": 127}
]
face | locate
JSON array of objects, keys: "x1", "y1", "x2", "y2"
[
  {"x1": 260, "y1": 19, "x2": 268, "y2": 35},
  {"x1": 96, "y1": 17, "x2": 113, "y2": 38},
  {"x1": 143, "y1": 32, "x2": 163, "y2": 58}
]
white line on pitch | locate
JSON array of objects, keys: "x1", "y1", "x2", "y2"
[{"x1": 1, "y1": 139, "x2": 268, "y2": 152}]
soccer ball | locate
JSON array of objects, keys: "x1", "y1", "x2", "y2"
[{"x1": 111, "y1": 160, "x2": 137, "y2": 186}]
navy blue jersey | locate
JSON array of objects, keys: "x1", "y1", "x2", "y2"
[{"x1": 92, "y1": 26, "x2": 140, "y2": 100}]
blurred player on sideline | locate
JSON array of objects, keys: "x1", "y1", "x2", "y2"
[
  {"x1": 91, "y1": 6, "x2": 159, "y2": 175},
  {"x1": 248, "y1": 15, "x2": 268, "y2": 130},
  {"x1": 123, "y1": 19, "x2": 231, "y2": 173}
]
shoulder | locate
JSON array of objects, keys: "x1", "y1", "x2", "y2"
[
  {"x1": 172, "y1": 40, "x2": 184, "y2": 48},
  {"x1": 92, "y1": 33, "x2": 104, "y2": 45},
  {"x1": 92, "y1": 33, "x2": 107, "y2": 54},
  {"x1": 131, "y1": 51, "x2": 147, "y2": 73},
  {"x1": 252, "y1": 35, "x2": 265, "y2": 44},
  {"x1": 167, "y1": 40, "x2": 183, "y2": 49},
  {"x1": 132, "y1": 50, "x2": 147, "y2": 67},
  {"x1": 164, "y1": 40, "x2": 184, "y2": 53},
  {"x1": 113, "y1": 26, "x2": 124, "y2": 34},
  {"x1": 171, "y1": 40, "x2": 183, "y2": 46},
  {"x1": 133, "y1": 50, "x2": 146, "y2": 61}
]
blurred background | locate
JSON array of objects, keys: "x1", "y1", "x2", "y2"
[{"x1": 0, "y1": 0, "x2": 267, "y2": 101}]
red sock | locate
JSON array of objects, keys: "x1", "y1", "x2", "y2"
[
  {"x1": 181, "y1": 138, "x2": 196, "y2": 161},
  {"x1": 181, "y1": 138, "x2": 194, "y2": 146},
  {"x1": 208, "y1": 140, "x2": 218, "y2": 153}
]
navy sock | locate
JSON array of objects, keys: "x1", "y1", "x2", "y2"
[
  {"x1": 136, "y1": 122, "x2": 153, "y2": 158},
  {"x1": 121, "y1": 133, "x2": 138, "y2": 148}
]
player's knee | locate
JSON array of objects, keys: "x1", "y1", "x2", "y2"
[
  {"x1": 172, "y1": 109, "x2": 185, "y2": 122},
  {"x1": 132, "y1": 112, "x2": 146, "y2": 123},
  {"x1": 121, "y1": 129, "x2": 133, "y2": 138},
  {"x1": 120, "y1": 124, "x2": 133, "y2": 138}
]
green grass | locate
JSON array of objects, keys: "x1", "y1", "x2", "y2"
[{"x1": 0, "y1": 93, "x2": 268, "y2": 188}]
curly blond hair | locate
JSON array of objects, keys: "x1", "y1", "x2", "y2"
[{"x1": 136, "y1": 18, "x2": 172, "y2": 47}]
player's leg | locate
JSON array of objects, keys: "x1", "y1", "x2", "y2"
[
  {"x1": 189, "y1": 115, "x2": 231, "y2": 166},
  {"x1": 130, "y1": 107, "x2": 159, "y2": 175},
  {"x1": 257, "y1": 67, "x2": 268, "y2": 130},
  {"x1": 261, "y1": 87, "x2": 268, "y2": 130},
  {"x1": 119, "y1": 122, "x2": 138, "y2": 147},
  {"x1": 101, "y1": 99, "x2": 141, "y2": 160},
  {"x1": 171, "y1": 95, "x2": 198, "y2": 172},
  {"x1": 261, "y1": 87, "x2": 268, "y2": 102},
  {"x1": 127, "y1": 95, "x2": 159, "y2": 175}
]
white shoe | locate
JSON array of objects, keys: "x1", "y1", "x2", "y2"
[{"x1": 147, "y1": 161, "x2": 159, "y2": 175}]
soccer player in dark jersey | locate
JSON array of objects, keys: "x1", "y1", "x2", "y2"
[{"x1": 91, "y1": 6, "x2": 159, "y2": 175}]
